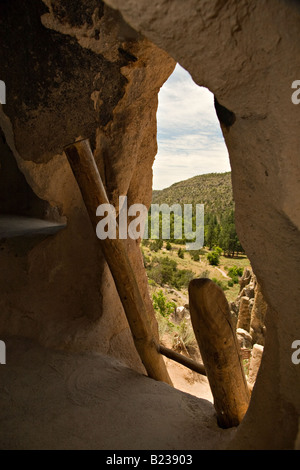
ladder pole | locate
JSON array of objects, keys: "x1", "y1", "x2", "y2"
[{"x1": 64, "y1": 139, "x2": 173, "y2": 386}]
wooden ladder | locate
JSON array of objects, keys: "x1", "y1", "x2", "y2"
[{"x1": 64, "y1": 138, "x2": 250, "y2": 429}]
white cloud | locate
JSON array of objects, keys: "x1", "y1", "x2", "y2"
[{"x1": 153, "y1": 64, "x2": 230, "y2": 190}]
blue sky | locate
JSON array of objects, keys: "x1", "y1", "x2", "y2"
[{"x1": 153, "y1": 64, "x2": 230, "y2": 190}]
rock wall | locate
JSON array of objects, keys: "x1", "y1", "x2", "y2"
[
  {"x1": 1, "y1": 0, "x2": 300, "y2": 450},
  {"x1": 103, "y1": 0, "x2": 300, "y2": 449},
  {"x1": 231, "y1": 268, "x2": 267, "y2": 348},
  {"x1": 0, "y1": 0, "x2": 175, "y2": 372}
]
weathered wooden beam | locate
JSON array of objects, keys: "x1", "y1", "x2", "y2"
[
  {"x1": 158, "y1": 344, "x2": 206, "y2": 376},
  {"x1": 189, "y1": 278, "x2": 250, "y2": 428},
  {"x1": 64, "y1": 138, "x2": 173, "y2": 386}
]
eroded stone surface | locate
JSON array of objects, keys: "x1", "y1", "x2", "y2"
[
  {"x1": 0, "y1": 0, "x2": 175, "y2": 373},
  {"x1": 0, "y1": 337, "x2": 233, "y2": 450},
  {"x1": 103, "y1": 0, "x2": 300, "y2": 449}
]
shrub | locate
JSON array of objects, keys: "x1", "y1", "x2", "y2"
[
  {"x1": 212, "y1": 277, "x2": 228, "y2": 291},
  {"x1": 147, "y1": 265, "x2": 162, "y2": 285},
  {"x1": 207, "y1": 251, "x2": 220, "y2": 266},
  {"x1": 166, "y1": 241, "x2": 172, "y2": 251},
  {"x1": 189, "y1": 249, "x2": 205, "y2": 259},
  {"x1": 149, "y1": 239, "x2": 163, "y2": 252},
  {"x1": 227, "y1": 266, "x2": 243, "y2": 283},
  {"x1": 227, "y1": 279, "x2": 234, "y2": 287},
  {"x1": 178, "y1": 248, "x2": 185, "y2": 259},
  {"x1": 147, "y1": 256, "x2": 177, "y2": 286},
  {"x1": 172, "y1": 269, "x2": 194, "y2": 290},
  {"x1": 147, "y1": 256, "x2": 195, "y2": 289},
  {"x1": 152, "y1": 290, "x2": 176, "y2": 319},
  {"x1": 174, "y1": 318, "x2": 197, "y2": 351},
  {"x1": 199, "y1": 269, "x2": 210, "y2": 278},
  {"x1": 156, "y1": 311, "x2": 174, "y2": 338},
  {"x1": 212, "y1": 246, "x2": 223, "y2": 255}
]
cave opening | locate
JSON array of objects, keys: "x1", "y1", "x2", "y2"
[
  {"x1": 153, "y1": 63, "x2": 230, "y2": 191},
  {"x1": 143, "y1": 63, "x2": 266, "y2": 407}
]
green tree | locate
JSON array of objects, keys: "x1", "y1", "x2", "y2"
[
  {"x1": 218, "y1": 210, "x2": 242, "y2": 257},
  {"x1": 166, "y1": 241, "x2": 172, "y2": 250},
  {"x1": 212, "y1": 246, "x2": 222, "y2": 255},
  {"x1": 227, "y1": 265, "x2": 243, "y2": 283},
  {"x1": 152, "y1": 290, "x2": 176, "y2": 318}
]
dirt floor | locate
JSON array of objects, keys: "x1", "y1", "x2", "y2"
[
  {"x1": 160, "y1": 333, "x2": 213, "y2": 403},
  {"x1": 0, "y1": 337, "x2": 234, "y2": 450},
  {"x1": 163, "y1": 355, "x2": 213, "y2": 403}
]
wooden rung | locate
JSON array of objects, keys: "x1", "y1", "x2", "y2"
[{"x1": 158, "y1": 344, "x2": 206, "y2": 376}]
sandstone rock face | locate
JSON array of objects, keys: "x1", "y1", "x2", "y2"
[
  {"x1": 236, "y1": 328, "x2": 252, "y2": 350},
  {"x1": 239, "y1": 268, "x2": 252, "y2": 293},
  {"x1": 0, "y1": 0, "x2": 175, "y2": 372},
  {"x1": 103, "y1": 0, "x2": 300, "y2": 450},
  {"x1": 250, "y1": 282, "x2": 268, "y2": 346},
  {"x1": 231, "y1": 268, "x2": 266, "y2": 347},
  {"x1": 248, "y1": 344, "x2": 264, "y2": 388},
  {"x1": 236, "y1": 296, "x2": 251, "y2": 332}
]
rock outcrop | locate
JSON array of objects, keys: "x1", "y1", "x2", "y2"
[
  {"x1": 250, "y1": 283, "x2": 268, "y2": 346},
  {"x1": 236, "y1": 296, "x2": 251, "y2": 332},
  {"x1": 248, "y1": 344, "x2": 264, "y2": 390},
  {"x1": 230, "y1": 268, "x2": 266, "y2": 391},
  {"x1": 231, "y1": 268, "x2": 267, "y2": 349}
]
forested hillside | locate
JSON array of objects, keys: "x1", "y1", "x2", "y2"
[
  {"x1": 152, "y1": 172, "x2": 233, "y2": 215},
  {"x1": 151, "y1": 172, "x2": 243, "y2": 257}
]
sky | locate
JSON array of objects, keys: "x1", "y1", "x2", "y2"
[{"x1": 153, "y1": 64, "x2": 231, "y2": 190}]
